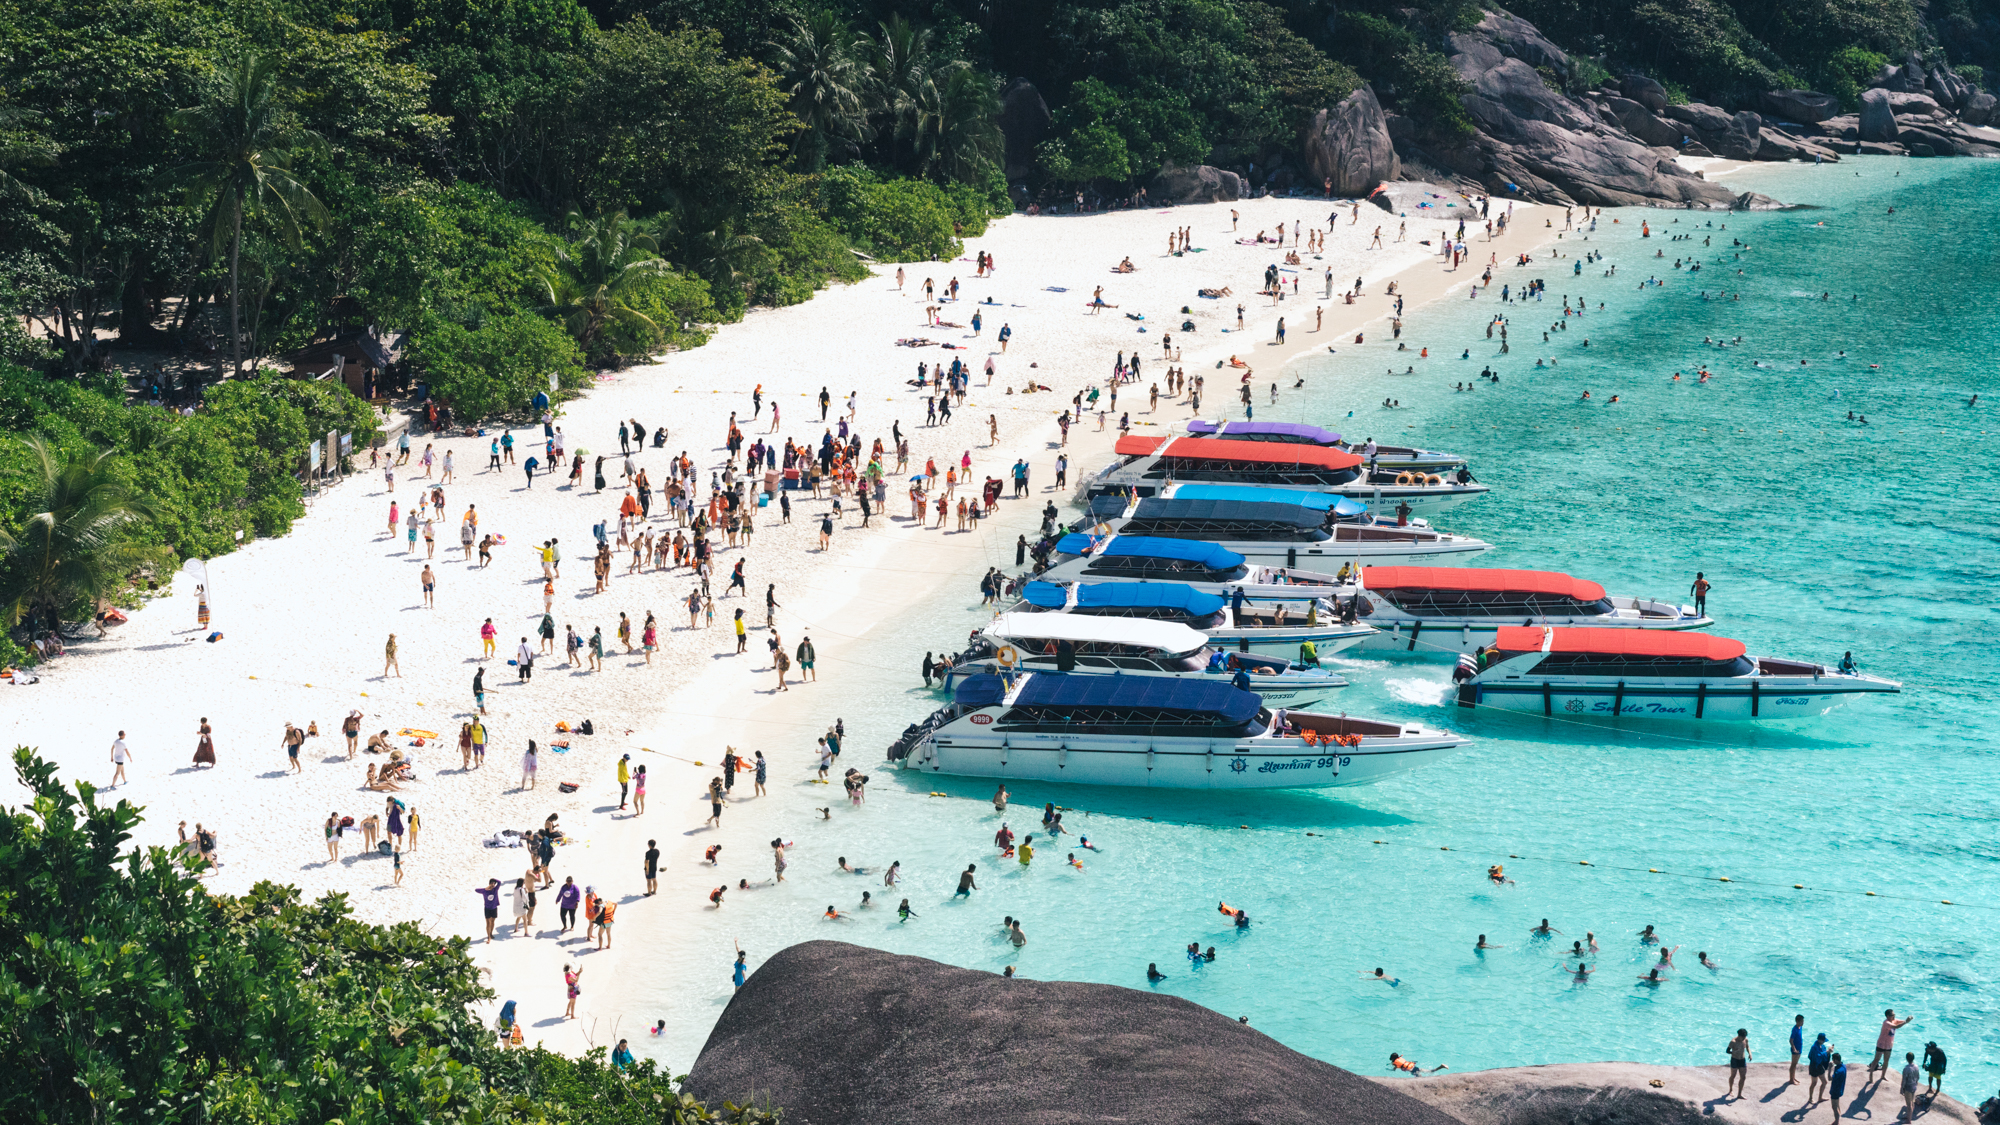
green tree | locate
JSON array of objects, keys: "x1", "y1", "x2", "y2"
[
  {"x1": 412, "y1": 312, "x2": 589, "y2": 419},
  {"x1": 902, "y1": 65, "x2": 1005, "y2": 183},
  {"x1": 0, "y1": 436, "x2": 160, "y2": 630},
  {"x1": 769, "y1": 10, "x2": 875, "y2": 171},
  {"x1": 164, "y1": 52, "x2": 330, "y2": 380},
  {"x1": 538, "y1": 210, "x2": 671, "y2": 364}
]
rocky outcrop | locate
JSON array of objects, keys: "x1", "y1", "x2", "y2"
[
  {"x1": 1381, "y1": 1062, "x2": 1983, "y2": 1125},
  {"x1": 687, "y1": 941, "x2": 1476, "y2": 1125},
  {"x1": 1887, "y1": 91, "x2": 1944, "y2": 116},
  {"x1": 1963, "y1": 92, "x2": 1997, "y2": 126},
  {"x1": 1303, "y1": 86, "x2": 1402, "y2": 196},
  {"x1": 1858, "y1": 88, "x2": 1899, "y2": 142},
  {"x1": 1712, "y1": 111, "x2": 1764, "y2": 159},
  {"x1": 1600, "y1": 96, "x2": 1685, "y2": 147},
  {"x1": 1663, "y1": 102, "x2": 1731, "y2": 133},
  {"x1": 1760, "y1": 89, "x2": 1838, "y2": 123},
  {"x1": 996, "y1": 79, "x2": 1050, "y2": 182},
  {"x1": 1146, "y1": 163, "x2": 1244, "y2": 204},
  {"x1": 1621, "y1": 75, "x2": 1668, "y2": 113}
]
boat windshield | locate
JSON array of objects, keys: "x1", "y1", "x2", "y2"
[
  {"x1": 993, "y1": 705, "x2": 1262, "y2": 736},
  {"x1": 1375, "y1": 590, "x2": 1616, "y2": 617},
  {"x1": 1515, "y1": 652, "x2": 1757, "y2": 677}
]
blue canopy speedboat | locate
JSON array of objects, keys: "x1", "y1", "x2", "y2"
[
  {"x1": 1013, "y1": 580, "x2": 1372, "y2": 657},
  {"x1": 1059, "y1": 486, "x2": 1490, "y2": 567},
  {"x1": 887, "y1": 672, "x2": 1469, "y2": 789}
]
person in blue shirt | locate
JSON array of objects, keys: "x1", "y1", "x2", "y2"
[
  {"x1": 1807, "y1": 1034, "x2": 1831, "y2": 1103},
  {"x1": 1828, "y1": 1053, "x2": 1848, "y2": 1120},
  {"x1": 610, "y1": 1039, "x2": 634, "y2": 1070},
  {"x1": 1789, "y1": 1015, "x2": 1806, "y2": 1085},
  {"x1": 732, "y1": 943, "x2": 749, "y2": 989}
]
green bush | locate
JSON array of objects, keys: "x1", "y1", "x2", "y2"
[
  {"x1": 818, "y1": 165, "x2": 961, "y2": 261},
  {"x1": 1824, "y1": 46, "x2": 1891, "y2": 111},
  {"x1": 410, "y1": 312, "x2": 590, "y2": 421},
  {"x1": 1954, "y1": 64, "x2": 1984, "y2": 89}
]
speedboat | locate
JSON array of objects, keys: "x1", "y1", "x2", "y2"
[
  {"x1": 1035, "y1": 536, "x2": 1350, "y2": 593},
  {"x1": 888, "y1": 672, "x2": 1469, "y2": 789},
  {"x1": 1056, "y1": 492, "x2": 1490, "y2": 568},
  {"x1": 1010, "y1": 581, "x2": 1373, "y2": 658},
  {"x1": 947, "y1": 612, "x2": 1348, "y2": 708},
  {"x1": 1186, "y1": 419, "x2": 1465, "y2": 475},
  {"x1": 1085, "y1": 435, "x2": 1488, "y2": 516},
  {"x1": 1344, "y1": 566, "x2": 1711, "y2": 655},
  {"x1": 1453, "y1": 627, "x2": 1901, "y2": 720}
]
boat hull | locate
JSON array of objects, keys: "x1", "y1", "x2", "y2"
[
  {"x1": 1459, "y1": 677, "x2": 1898, "y2": 720},
  {"x1": 905, "y1": 731, "x2": 1467, "y2": 789}
]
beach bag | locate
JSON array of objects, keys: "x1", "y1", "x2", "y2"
[
  {"x1": 557, "y1": 781, "x2": 579, "y2": 794},
  {"x1": 377, "y1": 841, "x2": 392, "y2": 856},
  {"x1": 579, "y1": 719, "x2": 594, "y2": 735},
  {"x1": 339, "y1": 816, "x2": 355, "y2": 828}
]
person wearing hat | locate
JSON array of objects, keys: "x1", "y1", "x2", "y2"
[{"x1": 617, "y1": 754, "x2": 632, "y2": 809}]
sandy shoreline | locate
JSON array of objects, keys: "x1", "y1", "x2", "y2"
[{"x1": 1, "y1": 189, "x2": 1565, "y2": 1060}]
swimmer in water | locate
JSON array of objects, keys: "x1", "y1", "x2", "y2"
[
  {"x1": 1531, "y1": 918, "x2": 1561, "y2": 937},
  {"x1": 858, "y1": 891, "x2": 871, "y2": 908},
  {"x1": 838, "y1": 857, "x2": 866, "y2": 874},
  {"x1": 1390, "y1": 1052, "x2": 1449, "y2": 1074},
  {"x1": 822, "y1": 905, "x2": 847, "y2": 921},
  {"x1": 1570, "y1": 940, "x2": 1585, "y2": 957},
  {"x1": 1079, "y1": 835, "x2": 1098, "y2": 850},
  {"x1": 1564, "y1": 963, "x2": 1594, "y2": 982},
  {"x1": 1067, "y1": 853, "x2": 1084, "y2": 870},
  {"x1": 1587, "y1": 931, "x2": 1599, "y2": 952},
  {"x1": 1490, "y1": 865, "x2": 1516, "y2": 886},
  {"x1": 1476, "y1": 934, "x2": 1503, "y2": 951},
  {"x1": 1638, "y1": 924, "x2": 1660, "y2": 944},
  {"x1": 650, "y1": 1019, "x2": 666, "y2": 1035},
  {"x1": 1657, "y1": 945, "x2": 1680, "y2": 970},
  {"x1": 898, "y1": 898, "x2": 917, "y2": 922},
  {"x1": 1363, "y1": 967, "x2": 1401, "y2": 986},
  {"x1": 1148, "y1": 963, "x2": 1167, "y2": 982},
  {"x1": 1699, "y1": 951, "x2": 1720, "y2": 970},
  {"x1": 1637, "y1": 968, "x2": 1665, "y2": 987}
]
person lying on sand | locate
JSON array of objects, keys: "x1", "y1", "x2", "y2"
[{"x1": 1197, "y1": 287, "x2": 1232, "y2": 298}]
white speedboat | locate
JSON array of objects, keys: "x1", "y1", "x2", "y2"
[
  {"x1": 1035, "y1": 535, "x2": 1353, "y2": 595},
  {"x1": 1345, "y1": 566, "x2": 1711, "y2": 655},
  {"x1": 1453, "y1": 627, "x2": 1901, "y2": 720},
  {"x1": 1009, "y1": 581, "x2": 1374, "y2": 658},
  {"x1": 1056, "y1": 491, "x2": 1489, "y2": 569},
  {"x1": 1086, "y1": 435, "x2": 1488, "y2": 516},
  {"x1": 946, "y1": 612, "x2": 1348, "y2": 709},
  {"x1": 1186, "y1": 419, "x2": 1465, "y2": 475},
  {"x1": 888, "y1": 672, "x2": 1469, "y2": 789}
]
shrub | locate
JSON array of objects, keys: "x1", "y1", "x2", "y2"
[
  {"x1": 818, "y1": 165, "x2": 961, "y2": 261},
  {"x1": 410, "y1": 312, "x2": 589, "y2": 420}
]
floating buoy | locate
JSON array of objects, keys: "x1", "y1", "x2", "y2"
[
  {"x1": 1239, "y1": 824, "x2": 1250, "y2": 829},
  {"x1": 1866, "y1": 891, "x2": 1877, "y2": 896},
  {"x1": 247, "y1": 675, "x2": 257, "y2": 680},
  {"x1": 1718, "y1": 876, "x2": 1730, "y2": 882},
  {"x1": 1794, "y1": 884, "x2": 1805, "y2": 889},
  {"x1": 1440, "y1": 846, "x2": 1450, "y2": 851},
  {"x1": 1941, "y1": 900, "x2": 1953, "y2": 905},
  {"x1": 1579, "y1": 860, "x2": 1592, "y2": 866},
  {"x1": 1649, "y1": 868, "x2": 1661, "y2": 873},
  {"x1": 304, "y1": 683, "x2": 312, "y2": 687}
]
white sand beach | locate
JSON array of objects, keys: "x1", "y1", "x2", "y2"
[{"x1": 3, "y1": 189, "x2": 1559, "y2": 1059}]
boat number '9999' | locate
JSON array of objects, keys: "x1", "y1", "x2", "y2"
[{"x1": 1239, "y1": 756, "x2": 1347, "y2": 774}]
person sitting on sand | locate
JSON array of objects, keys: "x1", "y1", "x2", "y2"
[
  {"x1": 364, "y1": 764, "x2": 402, "y2": 792},
  {"x1": 1114, "y1": 257, "x2": 1135, "y2": 273}
]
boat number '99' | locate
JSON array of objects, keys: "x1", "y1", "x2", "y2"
[{"x1": 1252, "y1": 756, "x2": 1347, "y2": 774}]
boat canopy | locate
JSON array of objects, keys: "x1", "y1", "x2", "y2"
[
  {"x1": 1493, "y1": 626, "x2": 1746, "y2": 661},
  {"x1": 1127, "y1": 498, "x2": 1329, "y2": 532},
  {"x1": 1159, "y1": 437, "x2": 1362, "y2": 470},
  {"x1": 1366, "y1": 567, "x2": 1607, "y2": 601},
  {"x1": 1013, "y1": 673, "x2": 1263, "y2": 722},
  {"x1": 1186, "y1": 420, "x2": 1341, "y2": 445},
  {"x1": 1167, "y1": 484, "x2": 1367, "y2": 518},
  {"x1": 1023, "y1": 581, "x2": 1226, "y2": 617},
  {"x1": 1114, "y1": 434, "x2": 1167, "y2": 457},
  {"x1": 986, "y1": 611, "x2": 1210, "y2": 653},
  {"x1": 1063, "y1": 535, "x2": 1247, "y2": 569},
  {"x1": 954, "y1": 673, "x2": 1011, "y2": 706}
]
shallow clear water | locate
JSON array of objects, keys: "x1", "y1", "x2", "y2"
[{"x1": 639, "y1": 158, "x2": 2000, "y2": 1094}]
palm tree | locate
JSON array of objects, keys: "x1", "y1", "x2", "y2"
[
  {"x1": 769, "y1": 12, "x2": 875, "y2": 171},
  {"x1": 0, "y1": 437, "x2": 160, "y2": 633},
  {"x1": 165, "y1": 53, "x2": 328, "y2": 380},
  {"x1": 902, "y1": 66, "x2": 1005, "y2": 184},
  {"x1": 656, "y1": 195, "x2": 767, "y2": 311},
  {"x1": 538, "y1": 211, "x2": 671, "y2": 363},
  {"x1": 863, "y1": 15, "x2": 936, "y2": 140}
]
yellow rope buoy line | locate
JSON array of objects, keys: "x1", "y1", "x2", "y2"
[{"x1": 1359, "y1": 836, "x2": 1987, "y2": 910}]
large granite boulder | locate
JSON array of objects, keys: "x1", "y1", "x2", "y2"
[
  {"x1": 1806, "y1": 114, "x2": 1860, "y2": 139},
  {"x1": 1963, "y1": 91, "x2": 1997, "y2": 126},
  {"x1": 1928, "y1": 66, "x2": 1970, "y2": 109},
  {"x1": 1761, "y1": 89, "x2": 1838, "y2": 123},
  {"x1": 1437, "y1": 14, "x2": 1741, "y2": 207},
  {"x1": 1859, "y1": 88, "x2": 1898, "y2": 142},
  {"x1": 1147, "y1": 163, "x2": 1244, "y2": 204},
  {"x1": 1601, "y1": 96, "x2": 1685, "y2": 147},
  {"x1": 1663, "y1": 102, "x2": 1732, "y2": 134},
  {"x1": 996, "y1": 79, "x2": 1051, "y2": 182},
  {"x1": 1711, "y1": 111, "x2": 1764, "y2": 159},
  {"x1": 1755, "y1": 128, "x2": 1839, "y2": 162},
  {"x1": 1303, "y1": 86, "x2": 1402, "y2": 196},
  {"x1": 1621, "y1": 75, "x2": 1669, "y2": 113},
  {"x1": 1886, "y1": 91, "x2": 1944, "y2": 116},
  {"x1": 1478, "y1": 10, "x2": 1572, "y2": 74},
  {"x1": 687, "y1": 941, "x2": 1477, "y2": 1125}
]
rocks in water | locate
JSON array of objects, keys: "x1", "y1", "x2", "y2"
[
  {"x1": 1760, "y1": 90, "x2": 1838, "y2": 123},
  {"x1": 687, "y1": 941, "x2": 1476, "y2": 1125},
  {"x1": 1146, "y1": 163, "x2": 1244, "y2": 205},
  {"x1": 1303, "y1": 86, "x2": 1402, "y2": 197},
  {"x1": 996, "y1": 79, "x2": 1051, "y2": 183},
  {"x1": 1858, "y1": 89, "x2": 1899, "y2": 142},
  {"x1": 1963, "y1": 92, "x2": 1997, "y2": 126}
]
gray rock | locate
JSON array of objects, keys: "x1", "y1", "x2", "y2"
[
  {"x1": 1760, "y1": 89, "x2": 1838, "y2": 123},
  {"x1": 687, "y1": 941, "x2": 1477, "y2": 1125},
  {"x1": 1807, "y1": 115, "x2": 1860, "y2": 140},
  {"x1": 1664, "y1": 102, "x2": 1732, "y2": 133},
  {"x1": 996, "y1": 79, "x2": 1050, "y2": 182},
  {"x1": 1859, "y1": 89, "x2": 1898, "y2": 142},
  {"x1": 1886, "y1": 91, "x2": 1942, "y2": 116},
  {"x1": 1474, "y1": 10, "x2": 1571, "y2": 75},
  {"x1": 1621, "y1": 75, "x2": 1668, "y2": 113},
  {"x1": 1856, "y1": 140, "x2": 1907, "y2": 156},
  {"x1": 1712, "y1": 111, "x2": 1764, "y2": 159},
  {"x1": 1302, "y1": 86, "x2": 1402, "y2": 197},
  {"x1": 1146, "y1": 164, "x2": 1244, "y2": 205},
  {"x1": 1602, "y1": 96, "x2": 1687, "y2": 147},
  {"x1": 1755, "y1": 127, "x2": 1839, "y2": 162},
  {"x1": 1963, "y1": 92, "x2": 1997, "y2": 126},
  {"x1": 1929, "y1": 67, "x2": 1968, "y2": 108}
]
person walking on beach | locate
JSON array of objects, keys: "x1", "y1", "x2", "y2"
[
  {"x1": 1724, "y1": 1029, "x2": 1752, "y2": 1100},
  {"x1": 563, "y1": 964, "x2": 582, "y2": 1019},
  {"x1": 754, "y1": 750, "x2": 767, "y2": 796},
  {"x1": 557, "y1": 876, "x2": 579, "y2": 932},
  {"x1": 520, "y1": 741, "x2": 538, "y2": 790},
  {"x1": 344, "y1": 709, "x2": 363, "y2": 757},
  {"x1": 475, "y1": 878, "x2": 501, "y2": 943},
  {"x1": 192, "y1": 718, "x2": 217, "y2": 768},
  {"x1": 617, "y1": 753, "x2": 631, "y2": 809},
  {"x1": 109, "y1": 731, "x2": 132, "y2": 787},
  {"x1": 384, "y1": 633, "x2": 401, "y2": 678},
  {"x1": 632, "y1": 764, "x2": 646, "y2": 813},
  {"x1": 644, "y1": 838, "x2": 659, "y2": 895},
  {"x1": 421, "y1": 564, "x2": 436, "y2": 608},
  {"x1": 284, "y1": 722, "x2": 304, "y2": 774}
]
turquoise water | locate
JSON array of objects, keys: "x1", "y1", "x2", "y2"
[{"x1": 642, "y1": 158, "x2": 2000, "y2": 1096}]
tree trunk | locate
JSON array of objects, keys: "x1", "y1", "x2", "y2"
[{"x1": 229, "y1": 196, "x2": 243, "y2": 381}]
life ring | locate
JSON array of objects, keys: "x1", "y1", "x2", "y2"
[
  {"x1": 996, "y1": 646, "x2": 1020, "y2": 668},
  {"x1": 1395, "y1": 472, "x2": 1414, "y2": 485},
  {"x1": 1424, "y1": 473, "x2": 1442, "y2": 486}
]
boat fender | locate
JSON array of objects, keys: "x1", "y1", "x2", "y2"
[
  {"x1": 996, "y1": 646, "x2": 1019, "y2": 668},
  {"x1": 1395, "y1": 472, "x2": 1414, "y2": 485}
]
